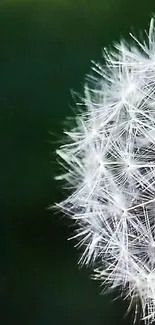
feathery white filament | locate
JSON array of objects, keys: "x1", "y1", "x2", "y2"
[{"x1": 55, "y1": 18, "x2": 155, "y2": 324}]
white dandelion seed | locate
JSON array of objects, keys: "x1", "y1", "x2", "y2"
[{"x1": 55, "y1": 17, "x2": 155, "y2": 324}]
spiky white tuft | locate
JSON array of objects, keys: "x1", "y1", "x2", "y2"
[{"x1": 55, "y1": 18, "x2": 155, "y2": 324}]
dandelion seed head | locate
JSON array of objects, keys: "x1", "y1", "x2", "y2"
[{"x1": 55, "y1": 17, "x2": 155, "y2": 324}]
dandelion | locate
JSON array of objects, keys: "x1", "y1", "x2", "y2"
[{"x1": 55, "y1": 17, "x2": 155, "y2": 324}]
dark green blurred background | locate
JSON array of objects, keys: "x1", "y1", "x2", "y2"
[{"x1": 0, "y1": 1, "x2": 155, "y2": 324}]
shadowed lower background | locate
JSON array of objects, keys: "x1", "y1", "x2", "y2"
[{"x1": 0, "y1": 1, "x2": 155, "y2": 324}]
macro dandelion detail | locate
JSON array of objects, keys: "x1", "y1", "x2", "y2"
[{"x1": 55, "y1": 18, "x2": 155, "y2": 324}]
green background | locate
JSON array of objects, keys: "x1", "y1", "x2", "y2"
[{"x1": 0, "y1": 1, "x2": 154, "y2": 324}]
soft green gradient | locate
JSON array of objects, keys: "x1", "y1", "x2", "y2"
[{"x1": 1, "y1": 1, "x2": 155, "y2": 325}]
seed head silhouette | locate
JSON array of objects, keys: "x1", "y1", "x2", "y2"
[{"x1": 55, "y1": 18, "x2": 155, "y2": 324}]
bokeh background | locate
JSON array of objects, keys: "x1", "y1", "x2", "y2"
[{"x1": 1, "y1": 1, "x2": 155, "y2": 324}]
